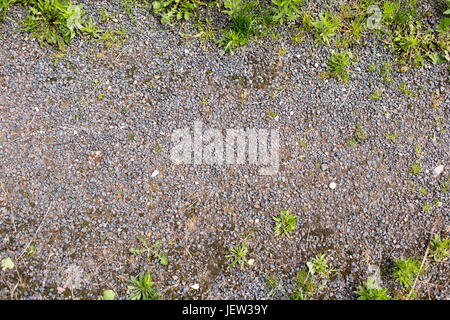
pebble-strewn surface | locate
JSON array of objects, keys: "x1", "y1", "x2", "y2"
[{"x1": 0, "y1": 0, "x2": 448, "y2": 299}]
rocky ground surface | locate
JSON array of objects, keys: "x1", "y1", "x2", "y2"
[{"x1": 0, "y1": 1, "x2": 448, "y2": 299}]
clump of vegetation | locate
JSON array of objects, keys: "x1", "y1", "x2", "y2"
[
  {"x1": 356, "y1": 277, "x2": 391, "y2": 300},
  {"x1": 391, "y1": 23, "x2": 426, "y2": 68},
  {"x1": 299, "y1": 10, "x2": 312, "y2": 30},
  {"x1": 369, "y1": 89, "x2": 381, "y2": 100},
  {"x1": 192, "y1": 15, "x2": 216, "y2": 48},
  {"x1": 129, "y1": 236, "x2": 168, "y2": 266},
  {"x1": 152, "y1": 0, "x2": 199, "y2": 24},
  {"x1": 264, "y1": 273, "x2": 284, "y2": 299},
  {"x1": 438, "y1": 0, "x2": 450, "y2": 33},
  {"x1": 289, "y1": 269, "x2": 315, "y2": 300},
  {"x1": 421, "y1": 202, "x2": 431, "y2": 213},
  {"x1": 380, "y1": 0, "x2": 449, "y2": 70},
  {"x1": 429, "y1": 233, "x2": 450, "y2": 262},
  {"x1": 271, "y1": 0, "x2": 305, "y2": 25},
  {"x1": 273, "y1": 209, "x2": 298, "y2": 237},
  {"x1": 410, "y1": 161, "x2": 421, "y2": 174},
  {"x1": 398, "y1": 81, "x2": 414, "y2": 97},
  {"x1": 326, "y1": 50, "x2": 353, "y2": 82},
  {"x1": 1, "y1": 0, "x2": 104, "y2": 49},
  {"x1": 289, "y1": 253, "x2": 333, "y2": 300},
  {"x1": 218, "y1": 0, "x2": 258, "y2": 55},
  {"x1": 0, "y1": 0, "x2": 14, "y2": 22},
  {"x1": 348, "y1": 121, "x2": 365, "y2": 147},
  {"x1": 392, "y1": 258, "x2": 420, "y2": 290},
  {"x1": 311, "y1": 11, "x2": 339, "y2": 45},
  {"x1": 226, "y1": 240, "x2": 248, "y2": 269},
  {"x1": 346, "y1": 16, "x2": 365, "y2": 45},
  {"x1": 21, "y1": 0, "x2": 88, "y2": 50},
  {"x1": 306, "y1": 253, "x2": 333, "y2": 279},
  {"x1": 381, "y1": 0, "x2": 418, "y2": 31},
  {"x1": 128, "y1": 271, "x2": 159, "y2": 300}
]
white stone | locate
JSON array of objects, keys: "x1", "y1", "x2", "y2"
[
  {"x1": 432, "y1": 165, "x2": 444, "y2": 177},
  {"x1": 191, "y1": 283, "x2": 200, "y2": 290},
  {"x1": 329, "y1": 182, "x2": 337, "y2": 190},
  {"x1": 151, "y1": 170, "x2": 159, "y2": 177}
]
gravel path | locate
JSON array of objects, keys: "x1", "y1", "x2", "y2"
[{"x1": 0, "y1": 0, "x2": 448, "y2": 299}]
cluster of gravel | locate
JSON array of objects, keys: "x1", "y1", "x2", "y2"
[{"x1": 0, "y1": 0, "x2": 448, "y2": 299}]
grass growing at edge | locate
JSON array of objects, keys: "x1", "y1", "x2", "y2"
[
  {"x1": 218, "y1": 0, "x2": 258, "y2": 55},
  {"x1": 311, "y1": 11, "x2": 339, "y2": 46},
  {"x1": 22, "y1": 0, "x2": 88, "y2": 50}
]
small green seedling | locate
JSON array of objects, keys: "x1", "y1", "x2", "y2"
[
  {"x1": 410, "y1": 161, "x2": 421, "y2": 174},
  {"x1": 306, "y1": 253, "x2": 333, "y2": 279},
  {"x1": 22, "y1": 0, "x2": 88, "y2": 50},
  {"x1": 355, "y1": 276, "x2": 391, "y2": 300},
  {"x1": 128, "y1": 271, "x2": 159, "y2": 300},
  {"x1": 273, "y1": 209, "x2": 298, "y2": 237},
  {"x1": 421, "y1": 202, "x2": 431, "y2": 213},
  {"x1": 130, "y1": 236, "x2": 168, "y2": 266},
  {"x1": 392, "y1": 258, "x2": 420, "y2": 290},
  {"x1": 288, "y1": 269, "x2": 315, "y2": 300},
  {"x1": 226, "y1": 241, "x2": 248, "y2": 269},
  {"x1": 418, "y1": 187, "x2": 427, "y2": 196},
  {"x1": 429, "y1": 234, "x2": 449, "y2": 262},
  {"x1": 264, "y1": 273, "x2": 283, "y2": 299},
  {"x1": 271, "y1": 0, "x2": 305, "y2": 25},
  {"x1": 289, "y1": 253, "x2": 333, "y2": 300},
  {"x1": 312, "y1": 11, "x2": 338, "y2": 45},
  {"x1": 369, "y1": 89, "x2": 381, "y2": 100},
  {"x1": 326, "y1": 51, "x2": 352, "y2": 82}
]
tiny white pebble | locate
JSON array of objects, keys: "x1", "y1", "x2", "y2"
[
  {"x1": 432, "y1": 165, "x2": 444, "y2": 177},
  {"x1": 248, "y1": 259, "x2": 255, "y2": 266},
  {"x1": 191, "y1": 283, "x2": 200, "y2": 290},
  {"x1": 329, "y1": 182, "x2": 337, "y2": 189},
  {"x1": 151, "y1": 170, "x2": 159, "y2": 177}
]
